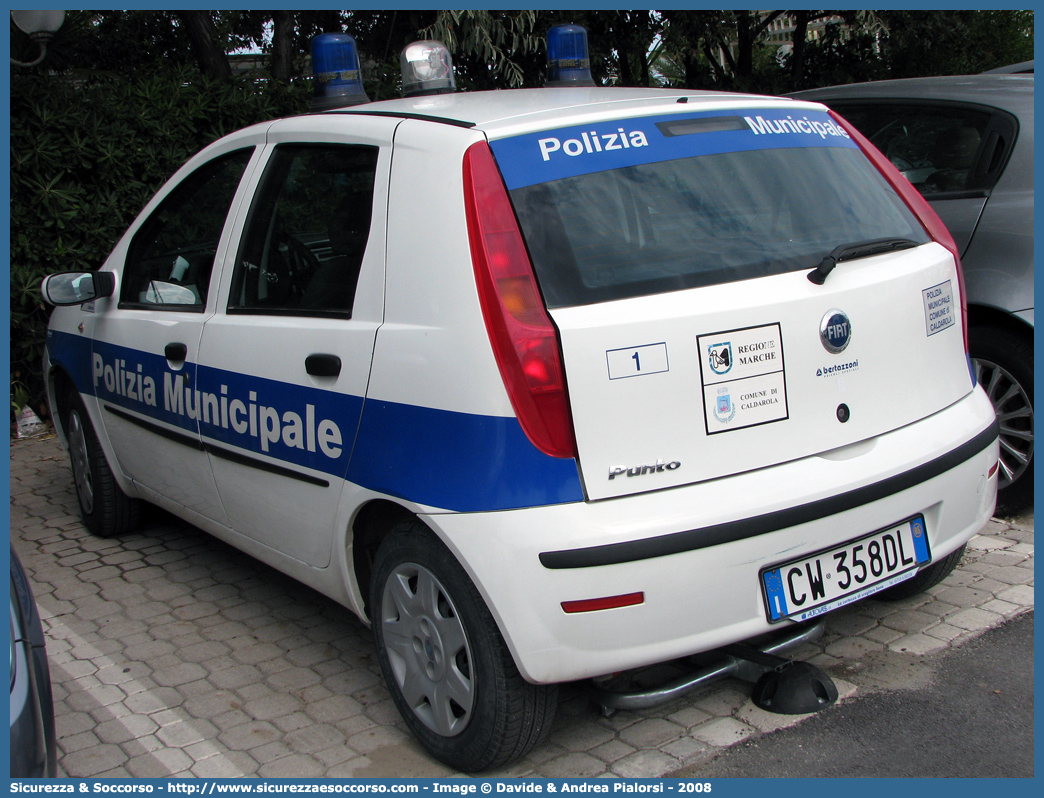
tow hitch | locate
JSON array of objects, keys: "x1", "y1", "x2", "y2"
[{"x1": 592, "y1": 619, "x2": 839, "y2": 715}]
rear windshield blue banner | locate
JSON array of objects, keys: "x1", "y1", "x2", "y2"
[
  {"x1": 47, "y1": 330, "x2": 583, "y2": 511},
  {"x1": 490, "y1": 108, "x2": 857, "y2": 190}
]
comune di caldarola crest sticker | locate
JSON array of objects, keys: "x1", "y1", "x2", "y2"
[{"x1": 697, "y1": 323, "x2": 788, "y2": 434}]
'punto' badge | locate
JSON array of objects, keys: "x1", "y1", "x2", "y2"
[{"x1": 820, "y1": 310, "x2": 852, "y2": 353}]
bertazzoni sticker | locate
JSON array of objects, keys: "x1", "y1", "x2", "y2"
[
  {"x1": 697, "y1": 323, "x2": 788, "y2": 434},
  {"x1": 922, "y1": 280, "x2": 956, "y2": 336}
]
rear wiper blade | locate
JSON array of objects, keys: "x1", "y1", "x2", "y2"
[{"x1": 807, "y1": 238, "x2": 920, "y2": 285}]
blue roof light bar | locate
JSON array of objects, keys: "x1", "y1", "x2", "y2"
[
  {"x1": 546, "y1": 25, "x2": 596, "y2": 87},
  {"x1": 310, "y1": 33, "x2": 369, "y2": 111}
]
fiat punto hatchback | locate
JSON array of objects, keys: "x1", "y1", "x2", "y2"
[{"x1": 42, "y1": 34, "x2": 999, "y2": 771}]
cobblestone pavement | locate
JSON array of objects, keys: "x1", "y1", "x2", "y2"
[{"x1": 9, "y1": 434, "x2": 1034, "y2": 779}]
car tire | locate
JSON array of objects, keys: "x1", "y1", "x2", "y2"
[
  {"x1": 371, "y1": 521, "x2": 557, "y2": 772},
  {"x1": 877, "y1": 544, "x2": 966, "y2": 601},
  {"x1": 970, "y1": 326, "x2": 1034, "y2": 516},
  {"x1": 65, "y1": 391, "x2": 139, "y2": 537}
]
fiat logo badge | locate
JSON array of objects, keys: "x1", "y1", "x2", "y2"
[{"x1": 820, "y1": 309, "x2": 852, "y2": 353}]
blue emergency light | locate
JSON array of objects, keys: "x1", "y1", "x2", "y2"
[
  {"x1": 401, "y1": 40, "x2": 456, "y2": 97},
  {"x1": 310, "y1": 33, "x2": 369, "y2": 111},
  {"x1": 546, "y1": 24, "x2": 596, "y2": 87}
]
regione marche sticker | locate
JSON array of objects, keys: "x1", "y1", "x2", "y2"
[
  {"x1": 922, "y1": 280, "x2": 955, "y2": 336},
  {"x1": 697, "y1": 323, "x2": 788, "y2": 434}
]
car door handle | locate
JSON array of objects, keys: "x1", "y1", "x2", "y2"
[
  {"x1": 305, "y1": 354, "x2": 341, "y2": 378},
  {"x1": 165, "y1": 343, "x2": 188, "y2": 362}
]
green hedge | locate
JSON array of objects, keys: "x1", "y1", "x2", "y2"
[{"x1": 10, "y1": 66, "x2": 311, "y2": 423}]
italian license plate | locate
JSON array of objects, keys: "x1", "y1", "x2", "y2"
[{"x1": 761, "y1": 516, "x2": 931, "y2": 622}]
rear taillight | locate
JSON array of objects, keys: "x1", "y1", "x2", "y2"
[
  {"x1": 462, "y1": 141, "x2": 577, "y2": 459},
  {"x1": 830, "y1": 110, "x2": 970, "y2": 359}
]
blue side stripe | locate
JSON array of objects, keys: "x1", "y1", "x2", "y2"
[
  {"x1": 45, "y1": 329, "x2": 95, "y2": 399},
  {"x1": 195, "y1": 364, "x2": 363, "y2": 478},
  {"x1": 347, "y1": 398, "x2": 584, "y2": 512},
  {"x1": 47, "y1": 331, "x2": 361, "y2": 477},
  {"x1": 46, "y1": 329, "x2": 584, "y2": 512}
]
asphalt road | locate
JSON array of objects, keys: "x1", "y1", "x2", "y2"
[{"x1": 670, "y1": 610, "x2": 1034, "y2": 778}]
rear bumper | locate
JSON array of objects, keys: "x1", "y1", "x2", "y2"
[{"x1": 424, "y1": 388, "x2": 999, "y2": 684}]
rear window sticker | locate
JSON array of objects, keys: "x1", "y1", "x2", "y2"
[
  {"x1": 923, "y1": 280, "x2": 956, "y2": 336},
  {"x1": 697, "y1": 323, "x2": 788, "y2": 434},
  {"x1": 606, "y1": 342, "x2": 669, "y2": 380}
]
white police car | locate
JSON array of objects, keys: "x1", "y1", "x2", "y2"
[{"x1": 42, "y1": 29, "x2": 999, "y2": 771}]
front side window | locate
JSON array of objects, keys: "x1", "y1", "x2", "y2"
[
  {"x1": 120, "y1": 149, "x2": 253, "y2": 310},
  {"x1": 228, "y1": 144, "x2": 379, "y2": 317}
]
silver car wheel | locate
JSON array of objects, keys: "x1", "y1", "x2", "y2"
[
  {"x1": 380, "y1": 562, "x2": 475, "y2": 737},
  {"x1": 67, "y1": 409, "x2": 95, "y2": 515},
  {"x1": 975, "y1": 356, "x2": 1034, "y2": 490}
]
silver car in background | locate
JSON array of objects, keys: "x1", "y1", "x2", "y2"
[{"x1": 792, "y1": 74, "x2": 1033, "y2": 514}]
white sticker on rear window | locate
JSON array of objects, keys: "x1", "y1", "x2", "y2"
[
  {"x1": 697, "y1": 323, "x2": 788, "y2": 434},
  {"x1": 922, "y1": 280, "x2": 956, "y2": 336}
]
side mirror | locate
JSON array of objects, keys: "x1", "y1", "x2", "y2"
[{"x1": 40, "y1": 272, "x2": 116, "y2": 306}]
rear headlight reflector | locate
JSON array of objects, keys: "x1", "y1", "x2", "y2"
[{"x1": 562, "y1": 592, "x2": 645, "y2": 614}]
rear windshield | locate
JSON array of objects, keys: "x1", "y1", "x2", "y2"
[{"x1": 490, "y1": 109, "x2": 930, "y2": 308}]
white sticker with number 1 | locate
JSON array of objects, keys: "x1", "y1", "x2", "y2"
[{"x1": 606, "y1": 342, "x2": 669, "y2": 380}]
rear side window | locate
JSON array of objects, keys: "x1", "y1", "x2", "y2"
[
  {"x1": 491, "y1": 110, "x2": 929, "y2": 308},
  {"x1": 228, "y1": 144, "x2": 379, "y2": 317},
  {"x1": 121, "y1": 149, "x2": 253, "y2": 310}
]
